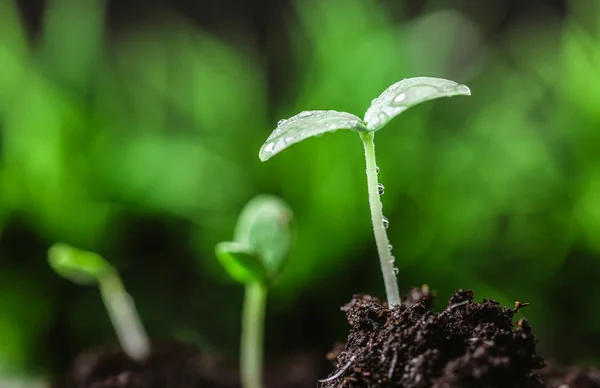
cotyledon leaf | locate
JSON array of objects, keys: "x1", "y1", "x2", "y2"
[
  {"x1": 259, "y1": 110, "x2": 367, "y2": 161},
  {"x1": 48, "y1": 243, "x2": 115, "y2": 286},
  {"x1": 364, "y1": 77, "x2": 471, "y2": 131},
  {"x1": 215, "y1": 241, "x2": 268, "y2": 284},
  {"x1": 234, "y1": 195, "x2": 293, "y2": 279}
]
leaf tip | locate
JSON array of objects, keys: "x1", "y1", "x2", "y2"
[
  {"x1": 259, "y1": 139, "x2": 278, "y2": 162},
  {"x1": 47, "y1": 242, "x2": 112, "y2": 285},
  {"x1": 457, "y1": 83, "x2": 471, "y2": 96},
  {"x1": 258, "y1": 148, "x2": 271, "y2": 162}
]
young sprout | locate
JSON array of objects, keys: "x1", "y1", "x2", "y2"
[
  {"x1": 215, "y1": 195, "x2": 293, "y2": 388},
  {"x1": 259, "y1": 77, "x2": 471, "y2": 307},
  {"x1": 48, "y1": 243, "x2": 150, "y2": 362}
]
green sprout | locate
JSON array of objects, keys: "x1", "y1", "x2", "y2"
[
  {"x1": 47, "y1": 243, "x2": 150, "y2": 362},
  {"x1": 259, "y1": 77, "x2": 471, "y2": 307},
  {"x1": 215, "y1": 195, "x2": 293, "y2": 388}
]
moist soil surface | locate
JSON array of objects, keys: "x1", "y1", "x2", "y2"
[
  {"x1": 52, "y1": 339, "x2": 239, "y2": 388},
  {"x1": 53, "y1": 339, "x2": 324, "y2": 388},
  {"x1": 54, "y1": 287, "x2": 599, "y2": 388},
  {"x1": 321, "y1": 286, "x2": 598, "y2": 388}
]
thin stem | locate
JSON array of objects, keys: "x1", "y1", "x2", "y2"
[
  {"x1": 360, "y1": 131, "x2": 401, "y2": 306},
  {"x1": 241, "y1": 282, "x2": 267, "y2": 388},
  {"x1": 98, "y1": 272, "x2": 151, "y2": 362}
]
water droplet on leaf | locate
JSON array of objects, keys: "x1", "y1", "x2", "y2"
[
  {"x1": 378, "y1": 184, "x2": 385, "y2": 195},
  {"x1": 388, "y1": 244, "x2": 393, "y2": 251},
  {"x1": 393, "y1": 93, "x2": 406, "y2": 103},
  {"x1": 264, "y1": 142, "x2": 274, "y2": 153},
  {"x1": 298, "y1": 111, "x2": 312, "y2": 118},
  {"x1": 388, "y1": 84, "x2": 400, "y2": 92},
  {"x1": 376, "y1": 166, "x2": 380, "y2": 174},
  {"x1": 393, "y1": 267, "x2": 399, "y2": 275},
  {"x1": 389, "y1": 256, "x2": 395, "y2": 264},
  {"x1": 277, "y1": 119, "x2": 288, "y2": 126},
  {"x1": 363, "y1": 77, "x2": 471, "y2": 132},
  {"x1": 376, "y1": 112, "x2": 389, "y2": 126},
  {"x1": 382, "y1": 217, "x2": 389, "y2": 229}
]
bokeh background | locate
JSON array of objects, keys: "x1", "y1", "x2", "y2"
[{"x1": 1, "y1": 0, "x2": 599, "y2": 383}]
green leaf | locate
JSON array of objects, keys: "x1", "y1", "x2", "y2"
[
  {"x1": 47, "y1": 243, "x2": 114, "y2": 285},
  {"x1": 233, "y1": 195, "x2": 294, "y2": 279},
  {"x1": 215, "y1": 242, "x2": 268, "y2": 284},
  {"x1": 364, "y1": 77, "x2": 471, "y2": 131},
  {"x1": 259, "y1": 110, "x2": 366, "y2": 161}
]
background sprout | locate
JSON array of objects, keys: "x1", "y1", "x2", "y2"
[
  {"x1": 259, "y1": 77, "x2": 470, "y2": 307},
  {"x1": 47, "y1": 243, "x2": 150, "y2": 362},
  {"x1": 215, "y1": 195, "x2": 293, "y2": 388}
]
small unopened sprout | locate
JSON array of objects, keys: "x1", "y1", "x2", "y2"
[
  {"x1": 48, "y1": 243, "x2": 150, "y2": 362},
  {"x1": 215, "y1": 195, "x2": 293, "y2": 388},
  {"x1": 259, "y1": 77, "x2": 471, "y2": 307}
]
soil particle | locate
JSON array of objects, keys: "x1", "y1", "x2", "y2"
[{"x1": 321, "y1": 286, "x2": 548, "y2": 388}]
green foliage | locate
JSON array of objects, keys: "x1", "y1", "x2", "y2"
[
  {"x1": 364, "y1": 77, "x2": 471, "y2": 131},
  {"x1": 217, "y1": 195, "x2": 294, "y2": 285},
  {"x1": 216, "y1": 196, "x2": 293, "y2": 388},
  {"x1": 259, "y1": 111, "x2": 366, "y2": 161},
  {"x1": 260, "y1": 77, "x2": 470, "y2": 160},
  {"x1": 215, "y1": 242, "x2": 266, "y2": 284},
  {"x1": 259, "y1": 76, "x2": 470, "y2": 305},
  {"x1": 2, "y1": 0, "x2": 600, "y2": 376},
  {"x1": 47, "y1": 243, "x2": 114, "y2": 285}
]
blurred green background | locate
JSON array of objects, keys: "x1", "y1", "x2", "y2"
[{"x1": 1, "y1": 0, "x2": 599, "y2": 382}]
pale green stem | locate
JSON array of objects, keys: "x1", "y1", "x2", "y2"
[
  {"x1": 98, "y1": 272, "x2": 151, "y2": 362},
  {"x1": 360, "y1": 132, "x2": 401, "y2": 306},
  {"x1": 241, "y1": 282, "x2": 267, "y2": 388}
]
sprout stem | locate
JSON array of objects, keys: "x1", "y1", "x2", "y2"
[
  {"x1": 241, "y1": 282, "x2": 267, "y2": 388},
  {"x1": 98, "y1": 272, "x2": 151, "y2": 362},
  {"x1": 360, "y1": 132, "x2": 401, "y2": 306}
]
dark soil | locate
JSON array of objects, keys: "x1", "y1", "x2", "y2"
[
  {"x1": 541, "y1": 365, "x2": 600, "y2": 388},
  {"x1": 320, "y1": 286, "x2": 592, "y2": 388},
  {"x1": 53, "y1": 339, "x2": 325, "y2": 388},
  {"x1": 52, "y1": 339, "x2": 239, "y2": 388},
  {"x1": 53, "y1": 288, "x2": 599, "y2": 388}
]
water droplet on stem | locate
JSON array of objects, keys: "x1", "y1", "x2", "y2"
[
  {"x1": 393, "y1": 267, "x2": 399, "y2": 275},
  {"x1": 378, "y1": 184, "x2": 385, "y2": 195},
  {"x1": 382, "y1": 217, "x2": 389, "y2": 229}
]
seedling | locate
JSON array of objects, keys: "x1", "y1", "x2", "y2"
[
  {"x1": 47, "y1": 243, "x2": 150, "y2": 362},
  {"x1": 259, "y1": 77, "x2": 471, "y2": 307},
  {"x1": 215, "y1": 195, "x2": 293, "y2": 388}
]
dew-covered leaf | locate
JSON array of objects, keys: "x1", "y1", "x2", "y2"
[
  {"x1": 233, "y1": 195, "x2": 293, "y2": 279},
  {"x1": 364, "y1": 77, "x2": 471, "y2": 131},
  {"x1": 48, "y1": 243, "x2": 114, "y2": 285},
  {"x1": 215, "y1": 241, "x2": 267, "y2": 284},
  {"x1": 259, "y1": 110, "x2": 366, "y2": 161}
]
